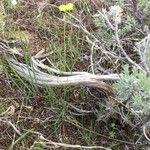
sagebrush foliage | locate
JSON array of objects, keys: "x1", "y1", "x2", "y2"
[
  {"x1": 115, "y1": 65, "x2": 150, "y2": 117},
  {"x1": 94, "y1": 0, "x2": 150, "y2": 121},
  {"x1": 94, "y1": 0, "x2": 150, "y2": 47},
  {"x1": 139, "y1": 0, "x2": 150, "y2": 25}
]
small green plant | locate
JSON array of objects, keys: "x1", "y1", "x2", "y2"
[
  {"x1": 138, "y1": 0, "x2": 150, "y2": 25},
  {"x1": 109, "y1": 131, "x2": 116, "y2": 138},
  {"x1": 4, "y1": 0, "x2": 19, "y2": 9},
  {"x1": 114, "y1": 65, "x2": 150, "y2": 118}
]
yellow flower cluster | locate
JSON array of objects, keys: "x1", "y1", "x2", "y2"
[{"x1": 58, "y1": 3, "x2": 74, "y2": 12}]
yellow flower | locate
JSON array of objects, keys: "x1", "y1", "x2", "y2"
[
  {"x1": 58, "y1": 4, "x2": 66, "y2": 12},
  {"x1": 58, "y1": 3, "x2": 74, "y2": 12},
  {"x1": 66, "y1": 3, "x2": 74, "y2": 11}
]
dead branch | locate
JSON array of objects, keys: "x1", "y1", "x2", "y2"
[{"x1": 6, "y1": 46, "x2": 119, "y2": 93}]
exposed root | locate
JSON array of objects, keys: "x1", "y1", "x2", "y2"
[{"x1": 5, "y1": 48, "x2": 120, "y2": 93}]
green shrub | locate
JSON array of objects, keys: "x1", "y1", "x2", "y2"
[{"x1": 114, "y1": 65, "x2": 150, "y2": 117}]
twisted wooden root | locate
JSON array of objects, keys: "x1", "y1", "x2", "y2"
[
  {"x1": 5, "y1": 48, "x2": 119, "y2": 93},
  {"x1": 0, "y1": 40, "x2": 120, "y2": 92}
]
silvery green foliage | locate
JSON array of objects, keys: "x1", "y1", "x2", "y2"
[
  {"x1": 134, "y1": 34, "x2": 150, "y2": 68},
  {"x1": 138, "y1": 0, "x2": 150, "y2": 25},
  {"x1": 99, "y1": 0, "x2": 124, "y2": 7},
  {"x1": 10, "y1": 0, "x2": 17, "y2": 6},
  {"x1": 94, "y1": 15, "x2": 113, "y2": 50},
  {"x1": 94, "y1": 4, "x2": 138, "y2": 50},
  {"x1": 108, "y1": 5, "x2": 123, "y2": 25},
  {"x1": 115, "y1": 65, "x2": 150, "y2": 116},
  {"x1": 94, "y1": 0, "x2": 150, "y2": 41},
  {"x1": 94, "y1": 5, "x2": 123, "y2": 50}
]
